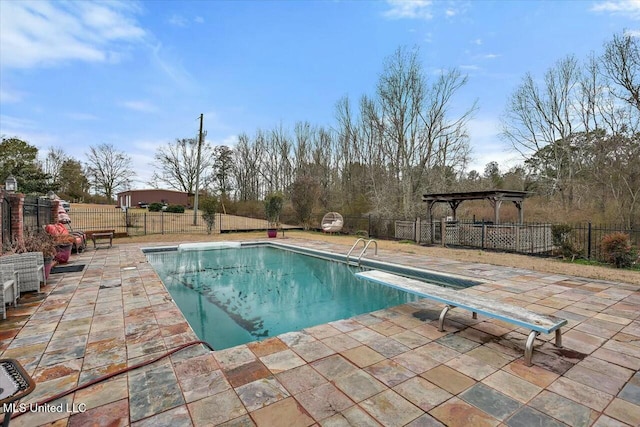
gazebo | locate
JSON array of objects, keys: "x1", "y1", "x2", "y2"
[{"x1": 422, "y1": 190, "x2": 529, "y2": 224}]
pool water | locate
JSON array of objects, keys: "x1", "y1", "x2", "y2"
[{"x1": 146, "y1": 246, "x2": 419, "y2": 350}]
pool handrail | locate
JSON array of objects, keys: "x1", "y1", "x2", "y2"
[
  {"x1": 346, "y1": 238, "x2": 378, "y2": 266},
  {"x1": 357, "y1": 239, "x2": 378, "y2": 265}
]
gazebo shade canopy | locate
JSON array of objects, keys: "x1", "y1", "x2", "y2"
[{"x1": 422, "y1": 190, "x2": 529, "y2": 223}]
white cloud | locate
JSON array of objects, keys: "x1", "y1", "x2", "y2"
[
  {"x1": 383, "y1": 0, "x2": 433, "y2": 20},
  {"x1": 625, "y1": 28, "x2": 640, "y2": 36},
  {"x1": 466, "y1": 117, "x2": 521, "y2": 172},
  {"x1": 121, "y1": 100, "x2": 159, "y2": 113},
  {"x1": 460, "y1": 64, "x2": 480, "y2": 71},
  {"x1": 590, "y1": 0, "x2": 640, "y2": 19},
  {"x1": 168, "y1": 14, "x2": 188, "y2": 27},
  {"x1": 472, "y1": 38, "x2": 483, "y2": 45},
  {"x1": 194, "y1": 16, "x2": 205, "y2": 24},
  {"x1": 445, "y1": 8, "x2": 457, "y2": 17},
  {"x1": 0, "y1": 1, "x2": 146, "y2": 69},
  {"x1": 0, "y1": 88, "x2": 24, "y2": 104},
  {"x1": 483, "y1": 53, "x2": 500, "y2": 59}
]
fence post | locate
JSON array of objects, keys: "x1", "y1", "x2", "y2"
[
  {"x1": 430, "y1": 221, "x2": 435, "y2": 244},
  {"x1": 368, "y1": 214, "x2": 371, "y2": 238},
  {"x1": 415, "y1": 217, "x2": 420, "y2": 244},
  {"x1": 161, "y1": 211, "x2": 164, "y2": 235},
  {"x1": 587, "y1": 222, "x2": 592, "y2": 260},
  {"x1": 481, "y1": 221, "x2": 486, "y2": 250},
  {"x1": 441, "y1": 218, "x2": 446, "y2": 247}
]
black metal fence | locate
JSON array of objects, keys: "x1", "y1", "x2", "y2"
[
  {"x1": 22, "y1": 196, "x2": 52, "y2": 233},
  {"x1": 562, "y1": 222, "x2": 640, "y2": 261}
]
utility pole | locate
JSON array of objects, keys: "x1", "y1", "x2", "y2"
[{"x1": 193, "y1": 113, "x2": 203, "y2": 226}]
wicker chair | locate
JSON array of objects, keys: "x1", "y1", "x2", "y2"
[
  {"x1": 0, "y1": 252, "x2": 44, "y2": 294},
  {"x1": 321, "y1": 212, "x2": 344, "y2": 233},
  {"x1": 1, "y1": 264, "x2": 18, "y2": 320}
]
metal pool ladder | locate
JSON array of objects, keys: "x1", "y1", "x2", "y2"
[{"x1": 346, "y1": 238, "x2": 378, "y2": 266}]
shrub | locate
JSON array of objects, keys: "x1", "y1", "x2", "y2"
[
  {"x1": 601, "y1": 232, "x2": 637, "y2": 268},
  {"x1": 551, "y1": 223, "x2": 581, "y2": 259},
  {"x1": 166, "y1": 204, "x2": 185, "y2": 213},
  {"x1": 148, "y1": 202, "x2": 164, "y2": 212},
  {"x1": 264, "y1": 192, "x2": 284, "y2": 227},
  {"x1": 200, "y1": 197, "x2": 218, "y2": 235}
]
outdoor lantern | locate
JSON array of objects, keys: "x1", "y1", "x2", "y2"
[{"x1": 4, "y1": 175, "x2": 17, "y2": 192}]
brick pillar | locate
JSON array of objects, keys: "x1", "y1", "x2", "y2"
[
  {"x1": 51, "y1": 200, "x2": 60, "y2": 224},
  {"x1": 8, "y1": 193, "x2": 25, "y2": 242}
]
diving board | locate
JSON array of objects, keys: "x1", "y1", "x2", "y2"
[{"x1": 355, "y1": 270, "x2": 567, "y2": 366}]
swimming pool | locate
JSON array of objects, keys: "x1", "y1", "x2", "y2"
[{"x1": 145, "y1": 243, "x2": 480, "y2": 350}]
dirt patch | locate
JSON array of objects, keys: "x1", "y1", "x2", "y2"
[{"x1": 116, "y1": 230, "x2": 639, "y2": 286}]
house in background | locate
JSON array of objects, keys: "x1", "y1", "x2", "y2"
[{"x1": 117, "y1": 189, "x2": 191, "y2": 209}]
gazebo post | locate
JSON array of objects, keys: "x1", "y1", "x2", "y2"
[{"x1": 514, "y1": 201, "x2": 524, "y2": 224}]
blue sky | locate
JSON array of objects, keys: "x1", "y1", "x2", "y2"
[{"x1": 1, "y1": 0, "x2": 638, "y2": 187}]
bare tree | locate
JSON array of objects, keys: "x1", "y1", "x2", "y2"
[
  {"x1": 42, "y1": 147, "x2": 67, "y2": 188},
  {"x1": 85, "y1": 143, "x2": 135, "y2": 201},
  {"x1": 151, "y1": 138, "x2": 213, "y2": 193},
  {"x1": 602, "y1": 32, "x2": 640, "y2": 112}
]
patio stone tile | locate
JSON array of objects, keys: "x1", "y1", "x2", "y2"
[
  {"x1": 319, "y1": 405, "x2": 381, "y2": 427},
  {"x1": 392, "y1": 349, "x2": 440, "y2": 374},
  {"x1": 334, "y1": 370, "x2": 387, "y2": 402},
  {"x1": 416, "y1": 342, "x2": 461, "y2": 363},
  {"x1": 276, "y1": 364, "x2": 327, "y2": 395},
  {"x1": 291, "y1": 340, "x2": 336, "y2": 362},
  {"x1": 604, "y1": 339, "x2": 640, "y2": 359},
  {"x1": 32, "y1": 358, "x2": 82, "y2": 383},
  {"x1": 392, "y1": 377, "x2": 452, "y2": 411},
  {"x1": 445, "y1": 354, "x2": 497, "y2": 380},
  {"x1": 305, "y1": 324, "x2": 341, "y2": 340},
  {"x1": 296, "y1": 382, "x2": 354, "y2": 421},
  {"x1": 278, "y1": 331, "x2": 316, "y2": 347},
  {"x1": 180, "y1": 368, "x2": 231, "y2": 402},
  {"x1": 604, "y1": 398, "x2": 640, "y2": 426},
  {"x1": 420, "y1": 365, "x2": 475, "y2": 395},
  {"x1": 360, "y1": 389, "x2": 422, "y2": 427},
  {"x1": 530, "y1": 351, "x2": 576, "y2": 375},
  {"x1": 321, "y1": 334, "x2": 361, "y2": 352},
  {"x1": 592, "y1": 347, "x2": 640, "y2": 370},
  {"x1": 529, "y1": 390, "x2": 593, "y2": 427},
  {"x1": 22, "y1": 373, "x2": 78, "y2": 406},
  {"x1": 173, "y1": 353, "x2": 219, "y2": 379},
  {"x1": 460, "y1": 383, "x2": 521, "y2": 421},
  {"x1": 366, "y1": 336, "x2": 411, "y2": 358},
  {"x1": 412, "y1": 323, "x2": 448, "y2": 340},
  {"x1": 260, "y1": 349, "x2": 306, "y2": 373},
  {"x1": 547, "y1": 377, "x2": 613, "y2": 412},
  {"x1": 369, "y1": 320, "x2": 406, "y2": 336},
  {"x1": 456, "y1": 327, "x2": 497, "y2": 344},
  {"x1": 214, "y1": 345, "x2": 257, "y2": 370},
  {"x1": 130, "y1": 404, "x2": 192, "y2": 427},
  {"x1": 311, "y1": 354, "x2": 358, "y2": 381},
  {"x1": 591, "y1": 414, "x2": 631, "y2": 427},
  {"x1": 578, "y1": 356, "x2": 634, "y2": 382},
  {"x1": 619, "y1": 382, "x2": 640, "y2": 405},
  {"x1": 436, "y1": 334, "x2": 481, "y2": 353},
  {"x1": 328, "y1": 318, "x2": 365, "y2": 333},
  {"x1": 348, "y1": 328, "x2": 386, "y2": 344},
  {"x1": 247, "y1": 337, "x2": 288, "y2": 357},
  {"x1": 404, "y1": 413, "x2": 446, "y2": 427},
  {"x1": 594, "y1": 313, "x2": 633, "y2": 326},
  {"x1": 73, "y1": 376, "x2": 128, "y2": 411},
  {"x1": 68, "y1": 398, "x2": 129, "y2": 427},
  {"x1": 561, "y1": 329, "x2": 607, "y2": 354},
  {"x1": 429, "y1": 396, "x2": 499, "y2": 427},
  {"x1": 390, "y1": 330, "x2": 430, "y2": 349},
  {"x1": 188, "y1": 389, "x2": 247, "y2": 426},
  {"x1": 341, "y1": 345, "x2": 385, "y2": 368},
  {"x1": 482, "y1": 370, "x2": 542, "y2": 403},
  {"x1": 82, "y1": 346, "x2": 127, "y2": 370},
  {"x1": 364, "y1": 359, "x2": 416, "y2": 387},
  {"x1": 219, "y1": 415, "x2": 256, "y2": 427},
  {"x1": 128, "y1": 363, "x2": 184, "y2": 422},
  {"x1": 224, "y1": 360, "x2": 271, "y2": 388},
  {"x1": 565, "y1": 364, "x2": 626, "y2": 396},
  {"x1": 505, "y1": 406, "x2": 565, "y2": 427},
  {"x1": 465, "y1": 346, "x2": 514, "y2": 369},
  {"x1": 236, "y1": 377, "x2": 289, "y2": 412},
  {"x1": 250, "y1": 397, "x2": 314, "y2": 427}
]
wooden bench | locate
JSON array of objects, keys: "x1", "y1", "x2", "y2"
[
  {"x1": 355, "y1": 270, "x2": 567, "y2": 366},
  {"x1": 90, "y1": 231, "x2": 114, "y2": 249}
]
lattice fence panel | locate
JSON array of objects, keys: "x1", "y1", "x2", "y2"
[
  {"x1": 420, "y1": 223, "x2": 432, "y2": 243},
  {"x1": 445, "y1": 224, "x2": 460, "y2": 245},
  {"x1": 395, "y1": 221, "x2": 415, "y2": 240}
]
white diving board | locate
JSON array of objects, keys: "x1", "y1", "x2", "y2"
[{"x1": 356, "y1": 270, "x2": 567, "y2": 366}]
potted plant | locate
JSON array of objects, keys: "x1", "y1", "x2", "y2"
[
  {"x1": 264, "y1": 192, "x2": 284, "y2": 238},
  {"x1": 54, "y1": 235, "x2": 75, "y2": 264},
  {"x1": 3, "y1": 230, "x2": 58, "y2": 281}
]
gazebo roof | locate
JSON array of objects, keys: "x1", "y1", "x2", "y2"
[{"x1": 422, "y1": 190, "x2": 529, "y2": 203}]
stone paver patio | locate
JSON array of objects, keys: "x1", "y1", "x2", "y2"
[{"x1": 1, "y1": 238, "x2": 639, "y2": 426}]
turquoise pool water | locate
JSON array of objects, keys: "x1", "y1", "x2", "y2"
[{"x1": 146, "y1": 246, "x2": 419, "y2": 350}]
